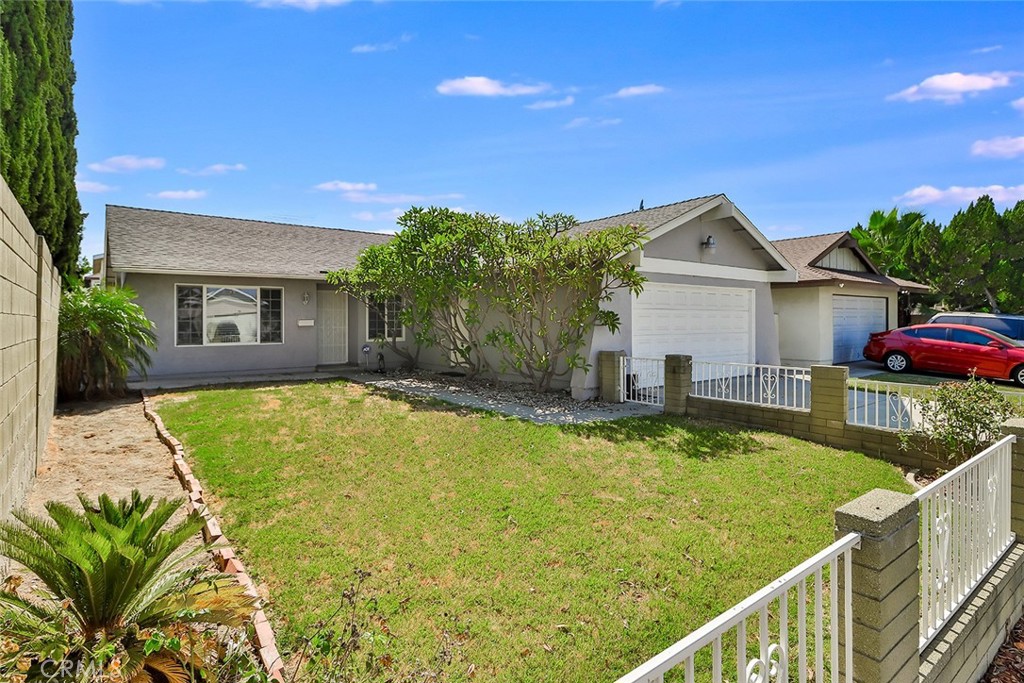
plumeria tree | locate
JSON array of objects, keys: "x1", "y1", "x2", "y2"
[{"x1": 328, "y1": 207, "x2": 646, "y2": 391}]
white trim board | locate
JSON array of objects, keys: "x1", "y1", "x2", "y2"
[{"x1": 638, "y1": 257, "x2": 799, "y2": 283}]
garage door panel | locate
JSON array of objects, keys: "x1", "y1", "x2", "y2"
[
  {"x1": 632, "y1": 284, "x2": 754, "y2": 365},
  {"x1": 833, "y1": 295, "x2": 887, "y2": 363}
]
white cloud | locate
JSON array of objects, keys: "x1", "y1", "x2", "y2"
[
  {"x1": 1012, "y1": 97, "x2": 1024, "y2": 114},
  {"x1": 317, "y1": 181, "x2": 462, "y2": 204},
  {"x1": 87, "y1": 155, "x2": 165, "y2": 173},
  {"x1": 971, "y1": 45, "x2": 1002, "y2": 54},
  {"x1": 353, "y1": 208, "x2": 404, "y2": 222},
  {"x1": 76, "y1": 179, "x2": 115, "y2": 193},
  {"x1": 151, "y1": 189, "x2": 207, "y2": 200},
  {"x1": 525, "y1": 96, "x2": 574, "y2": 110},
  {"x1": 887, "y1": 71, "x2": 1019, "y2": 104},
  {"x1": 343, "y1": 191, "x2": 463, "y2": 204},
  {"x1": 608, "y1": 84, "x2": 667, "y2": 98},
  {"x1": 436, "y1": 76, "x2": 550, "y2": 97},
  {"x1": 249, "y1": 0, "x2": 349, "y2": 9},
  {"x1": 564, "y1": 117, "x2": 622, "y2": 130},
  {"x1": 179, "y1": 163, "x2": 247, "y2": 176},
  {"x1": 352, "y1": 33, "x2": 412, "y2": 54},
  {"x1": 894, "y1": 184, "x2": 1024, "y2": 206},
  {"x1": 970, "y1": 136, "x2": 1024, "y2": 159},
  {"x1": 314, "y1": 180, "x2": 378, "y2": 192}
]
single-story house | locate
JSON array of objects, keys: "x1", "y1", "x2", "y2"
[
  {"x1": 104, "y1": 195, "x2": 799, "y2": 398},
  {"x1": 770, "y1": 231, "x2": 928, "y2": 366}
]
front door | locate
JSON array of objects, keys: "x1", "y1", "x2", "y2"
[{"x1": 317, "y1": 290, "x2": 348, "y2": 364}]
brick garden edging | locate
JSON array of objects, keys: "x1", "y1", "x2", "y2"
[{"x1": 140, "y1": 390, "x2": 285, "y2": 681}]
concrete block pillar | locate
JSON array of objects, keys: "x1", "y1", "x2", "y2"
[
  {"x1": 811, "y1": 364, "x2": 849, "y2": 436},
  {"x1": 835, "y1": 489, "x2": 920, "y2": 683},
  {"x1": 664, "y1": 354, "x2": 692, "y2": 416},
  {"x1": 1005, "y1": 419, "x2": 1024, "y2": 538},
  {"x1": 598, "y1": 350, "x2": 625, "y2": 403}
]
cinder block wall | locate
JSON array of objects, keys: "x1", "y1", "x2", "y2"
[{"x1": 0, "y1": 174, "x2": 61, "y2": 567}]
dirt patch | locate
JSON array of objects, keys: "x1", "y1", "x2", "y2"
[{"x1": 12, "y1": 396, "x2": 206, "y2": 586}]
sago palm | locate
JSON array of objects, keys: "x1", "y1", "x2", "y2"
[{"x1": 0, "y1": 491, "x2": 256, "y2": 682}]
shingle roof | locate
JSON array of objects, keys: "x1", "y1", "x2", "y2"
[
  {"x1": 772, "y1": 232, "x2": 929, "y2": 291},
  {"x1": 568, "y1": 194, "x2": 722, "y2": 236},
  {"x1": 106, "y1": 205, "x2": 393, "y2": 279}
]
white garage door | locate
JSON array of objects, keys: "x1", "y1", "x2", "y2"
[
  {"x1": 833, "y1": 295, "x2": 888, "y2": 364},
  {"x1": 632, "y1": 283, "x2": 755, "y2": 363}
]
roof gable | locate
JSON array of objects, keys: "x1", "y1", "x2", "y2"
[
  {"x1": 573, "y1": 194, "x2": 796, "y2": 273},
  {"x1": 771, "y1": 231, "x2": 928, "y2": 291}
]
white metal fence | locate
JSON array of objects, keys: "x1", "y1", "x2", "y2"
[
  {"x1": 621, "y1": 357, "x2": 666, "y2": 407},
  {"x1": 616, "y1": 533, "x2": 860, "y2": 683},
  {"x1": 690, "y1": 361, "x2": 812, "y2": 410},
  {"x1": 916, "y1": 434, "x2": 1017, "y2": 649},
  {"x1": 849, "y1": 380, "x2": 1024, "y2": 432},
  {"x1": 847, "y1": 379, "x2": 926, "y2": 431}
]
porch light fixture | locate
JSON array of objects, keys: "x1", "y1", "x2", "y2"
[
  {"x1": 702, "y1": 235, "x2": 717, "y2": 255},
  {"x1": 302, "y1": 291, "x2": 310, "y2": 305}
]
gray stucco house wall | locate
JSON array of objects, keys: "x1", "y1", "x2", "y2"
[{"x1": 105, "y1": 196, "x2": 797, "y2": 393}]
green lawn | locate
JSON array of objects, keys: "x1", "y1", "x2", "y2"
[{"x1": 156, "y1": 381, "x2": 910, "y2": 682}]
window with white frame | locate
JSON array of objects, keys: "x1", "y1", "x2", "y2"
[
  {"x1": 175, "y1": 285, "x2": 283, "y2": 346},
  {"x1": 367, "y1": 297, "x2": 404, "y2": 341}
]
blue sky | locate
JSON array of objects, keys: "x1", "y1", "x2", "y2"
[{"x1": 73, "y1": 1, "x2": 1024, "y2": 261}]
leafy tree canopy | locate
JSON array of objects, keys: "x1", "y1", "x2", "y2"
[
  {"x1": 328, "y1": 206, "x2": 646, "y2": 391},
  {"x1": 851, "y1": 196, "x2": 1024, "y2": 314},
  {"x1": 0, "y1": 0, "x2": 84, "y2": 284}
]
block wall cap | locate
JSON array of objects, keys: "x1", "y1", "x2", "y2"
[{"x1": 836, "y1": 488, "x2": 919, "y2": 538}]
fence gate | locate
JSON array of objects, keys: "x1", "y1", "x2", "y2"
[{"x1": 620, "y1": 357, "x2": 665, "y2": 407}]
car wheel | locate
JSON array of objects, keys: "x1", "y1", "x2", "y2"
[
  {"x1": 1013, "y1": 365, "x2": 1024, "y2": 388},
  {"x1": 884, "y1": 352, "x2": 911, "y2": 373}
]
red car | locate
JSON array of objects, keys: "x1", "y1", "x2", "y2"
[{"x1": 863, "y1": 323, "x2": 1024, "y2": 387}]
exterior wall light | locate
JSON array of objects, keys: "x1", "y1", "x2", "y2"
[{"x1": 702, "y1": 235, "x2": 717, "y2": 255}]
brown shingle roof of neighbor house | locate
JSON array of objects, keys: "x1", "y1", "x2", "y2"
[
  {"x1": 771, "y1": 231, "x2": 929, "y2": 292},
  {"x1": 105, "y1": 205, "x2": 394, "y2": 279},
  {"x1": 569, "y1": 194, "x2": 722, "y2": 236}
]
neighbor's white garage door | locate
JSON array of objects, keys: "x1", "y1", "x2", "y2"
[
  {"x1": 632, "y1": 283, "x2": 755, "y2": 363},
  {"x1": 833, "y1": 295, "x2": 888, "y2": 364}
]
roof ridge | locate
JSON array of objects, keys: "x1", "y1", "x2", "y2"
[
  {"x1": 105, "y1": 204, "x2": 392, "y2": 238},
  {"x1": 578, "y1": 193, "x2": 722, "y2": 224},
  {"x1": 771, "y1": 230, "x2": 848, "y2": 243}
]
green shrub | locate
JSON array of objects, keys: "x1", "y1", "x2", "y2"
[
  {"x1": 0, "y1": 491, "x2": 255, "y2": 682},
  {"x1": 901, "y1": 375, "x2": 1015, "y2": 466},
  {"x1": 58, "y1": 287, "x2": 156, "y2": 401}
]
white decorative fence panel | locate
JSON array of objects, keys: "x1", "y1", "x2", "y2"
[
  {"x1": 916, "y1": 435, "x2": 1017, "y2": 649},
  {"x1": 621, "y1": 357, "x2": 666, "y2": 407},
  {"x1": 616, "y1": 533, "x2": 860, "y2": 683},
  {"x1": 690, "y1": 362, "x2": 812, "y2": 410},
  {"x1": 847, "y1": 379, "x2": 926, "y2": 431}
]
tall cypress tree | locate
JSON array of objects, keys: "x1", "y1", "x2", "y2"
[{"x1": 0, "y1": 0, "x2": 83, "y2": 285}]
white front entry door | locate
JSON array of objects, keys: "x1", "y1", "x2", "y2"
[
  {"x1": 317, "y1": 290, "x2": 349, "y2": 364},
  {"x1": 832, "y1": 294, "x2": 888, "y2": 363}
]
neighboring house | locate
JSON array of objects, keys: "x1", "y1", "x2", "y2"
[
  {"x1": 770, "y1": 231, "x2": 928, "y2": 366},
  {"x1": 105, "y1": 196, "x2": 798, "y2": 397}
]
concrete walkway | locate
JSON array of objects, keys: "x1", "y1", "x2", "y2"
[
  {"x1": 129, "y1": 368, "x2": 352, "y2": 391},
  {"x1": 130, "y1": 367, "x2": 662, "y2": 425}
]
